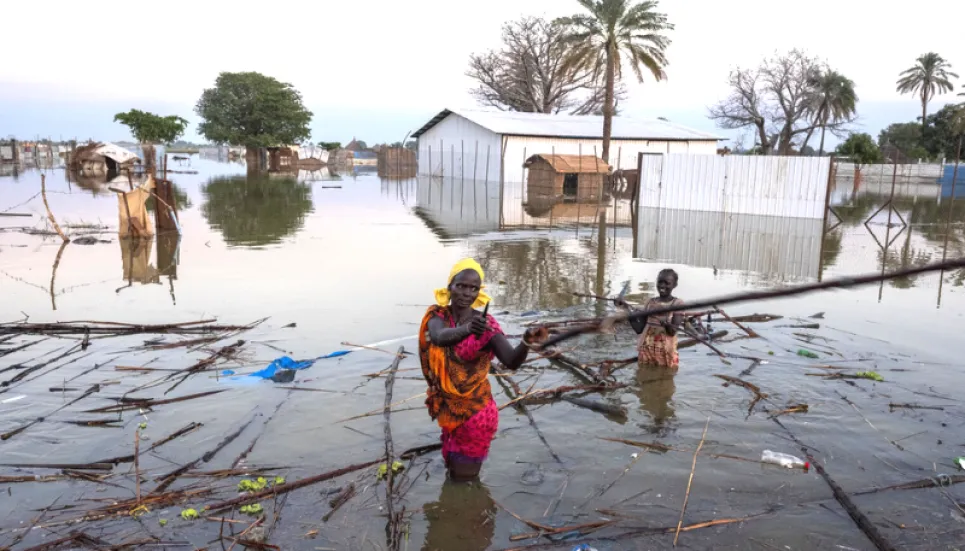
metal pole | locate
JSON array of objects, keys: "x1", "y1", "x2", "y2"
[{"x1": 818, "y1": 155, "x2": 836, "y2": 282}]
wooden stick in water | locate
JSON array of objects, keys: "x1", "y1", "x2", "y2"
[{"x1": 674, "y1": 417, "x2": 710, "y2": 546}]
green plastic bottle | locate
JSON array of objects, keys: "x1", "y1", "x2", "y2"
[{"x1": 797, "y1": 349, "x2": 819, "y2": 359}]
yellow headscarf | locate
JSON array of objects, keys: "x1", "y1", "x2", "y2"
[{"x1": 434, "y1": 258, "x2": 492, "y2": 309}]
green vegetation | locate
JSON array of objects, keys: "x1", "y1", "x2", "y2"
[
  {"x1": 556, "y1": 0, "x2": 673, "y2": 161},
  {"x1": 836, "y1": 132, "x2": 882, "y2": 166},
  {"x1": 896, "y1": 52, "x2": 958, "y2": 136},
  {"x1": 113, "y1": 109, "x2": 189, "y2": 144},
  {"x1": 113, "y1": 109, "x2": 189, "y2": 170},
  {"x1": 195, "y1": 72, "x2": 312, "y2": 151},
  {"x1": 318, "y1": 142, "x2": 341, "y2": 151}
]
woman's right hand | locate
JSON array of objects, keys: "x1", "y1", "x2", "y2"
[
  {"x1": 613, "y1": 298, "x2": 630, "y2": 310},
  {"x1": 466, "y1": 314, "x2": 489, "y2": 337}
]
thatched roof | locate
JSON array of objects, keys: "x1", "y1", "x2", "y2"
[{"x1": 524, "y1": 154, "x2": 611, "y2": 174}]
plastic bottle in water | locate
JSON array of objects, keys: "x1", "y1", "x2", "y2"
[
  {"x1": 762, "y1": 450, "x2": 809, "y2": 470},
  {"x1": 570, "y1": 545, "x2": 599, "y2": 551}
]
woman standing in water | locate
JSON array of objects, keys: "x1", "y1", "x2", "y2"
[
  {"x1": 419, "y1": 258, "x2": 545, "y2": 481},
  {"x1": 615, "y1": 268, "x2": 685, "y2": 369}
]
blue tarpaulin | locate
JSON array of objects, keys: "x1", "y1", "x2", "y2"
[{"x1": 220, "y1": 335, "x2": 417, "y2": 382}]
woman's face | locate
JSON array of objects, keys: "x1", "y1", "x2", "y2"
[{"x1": 450, "y1": 270, "x2": 482, "y2": 309}]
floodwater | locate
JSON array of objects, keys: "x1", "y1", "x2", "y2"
[{"x1": 1, "y1": 156, "x2": 964, "y2": 551}]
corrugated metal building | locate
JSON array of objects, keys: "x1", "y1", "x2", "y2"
[{"x1": 411, "y1": 109, "x2": 723, "y2": 182}]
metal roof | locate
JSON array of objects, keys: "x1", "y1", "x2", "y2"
[
  {"x1": 411, "y1": 108, "x2": 723, "y2": 141},
  {"x1": 524, "y1": 154, "x2": 611, "y2": 174}
]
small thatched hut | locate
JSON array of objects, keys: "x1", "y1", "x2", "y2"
[{"x1": 523, "y1": 154, "x2": 611, "y2": 204}]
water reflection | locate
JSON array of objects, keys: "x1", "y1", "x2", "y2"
[
  {"x1": 421, "y1": 480, "x2": 495, "y2": 551},
  {"x1": 118, "y1": 238, "x2": 159, "y2": 289},
  {"x1": 201, "y1": 174, "x2": 313, "y2": 247},
  {"x1": 635, "y1": 367, "x2": 677, "y2": 435},
  {"x1": 635, "y1": 208, "x2": 823, "y2": 284},
  {"x1": 825, "y1": 188, "x2": 965, "y2": 291},
  {"x1": 146, "y1": 182, "x2": 192, "y2": 211}
]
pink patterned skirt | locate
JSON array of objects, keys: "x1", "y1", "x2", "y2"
[{"x1": 441, "y1": 398, "x2": 499, "y2": 466}]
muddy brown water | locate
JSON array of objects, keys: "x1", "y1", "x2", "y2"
[{"x1": 1, "y1": 157, "x2": 963, "y2": 550}]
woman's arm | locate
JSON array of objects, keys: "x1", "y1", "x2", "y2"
[
  {"x1": 426, "y1": 316, "x2": 473, "y2": 347},
  {"x1": 488, "y1": 333, "x2": 529, "y2": 370}
]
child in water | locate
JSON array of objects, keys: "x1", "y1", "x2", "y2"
[{"x1": 614, "y1": 269, "x2": 685, "y2": 369}]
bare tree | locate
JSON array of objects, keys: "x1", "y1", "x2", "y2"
[
  {"x1": 708, "y1": 68, "x2": 773, "y2": 153},
  {"x1": 709, "y1": 50, "x2": 852, "y2": 155},
  {"x1": 467, "y1": 16, "x2": 625, "y2": 115}
]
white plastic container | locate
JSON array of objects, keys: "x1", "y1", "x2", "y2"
[{"x1": 762, "y1": 450, "x2": 809, "y2": 469}]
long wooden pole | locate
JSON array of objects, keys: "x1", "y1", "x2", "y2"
[
  {"x1": 540, "y1": 257, "x2": 965, "y2": 349},
  {"x1": 40, "y1": 174, "x2": 69, "y2": 243}
]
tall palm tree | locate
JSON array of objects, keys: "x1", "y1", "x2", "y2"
[
  {"x1": 807, "y1": 69, "x2": 858, "y2": 155},
  {"x1": 556, "y1": 0, "x2": 673, "y2": 162},
  {"x1": 896, "y1": 52, "x2": 958, "y2": 135}
]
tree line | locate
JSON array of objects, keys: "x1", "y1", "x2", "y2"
[
  {"x1": 708, "y1": 50, "x2": 964, "y2": 162},
  {"x1": 110, "y1": 0, "x2": 962, "y2": 172}
]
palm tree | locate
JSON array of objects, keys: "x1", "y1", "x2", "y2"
[
  {"x1": 806, "y1": 69, "x2": 858, "y2": 155},
  {"x1": 556, "y1": 0, "x2": 673, "y2": 162},
  {"x1": 896, "y1": 52, "x2": 958, "y2": 135}
]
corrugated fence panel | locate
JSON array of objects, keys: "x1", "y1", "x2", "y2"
[{"x1": 637, "y1": 154, "x2": 831, "y2": 219}]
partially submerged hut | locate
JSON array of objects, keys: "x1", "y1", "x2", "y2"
[
  {"x1": 378, "y1": 147, "x2": 417, "y2": 179},
  {"x1": 266, "y1": 146, "x2": 298, "y2": 172},
  {"x1": 70, "y1": 142, "x2": 139, "y2": 174},
  {"x1": 523, "y1": 154, "x2": 611, "y2": 204}
]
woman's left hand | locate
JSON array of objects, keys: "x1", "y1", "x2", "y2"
[{"x1": 523, "y1": 326, "x2": 549, "y2": 348}]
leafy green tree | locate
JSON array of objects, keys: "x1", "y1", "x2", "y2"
[
  {"x1": 877, "y1": 122, "x2": 923, "y2": 158},
  {"x1": 195, "y1": 72, "x2": 312, "y2": 160},
  {"x1": 113, "y1": 109, "x2": 188, "y2": 171},
  {"x1": 556, "y1": 0, "x2": 673, "y2": 161},
  {"x1": 201, "y1": 174, "x2": 313, "y2": 247},
  {"x1": 896, "y1": 53, "x2": 958, "y2": 136},
  {"x1": 837, "y1": 132, "x2": 881, "y2": 189},
  {"x1": 923, "y1": 104, "x2": 965, "y2": 160},
  {"x1": 318, "y1": 142, "x2": 341, "y2": 151},
  {"x1": 836, "y1": 132, "x2": 881, "y2": 166},
  {"x1": 805, "y1": 69, "x2": 857, "y2": 155}
]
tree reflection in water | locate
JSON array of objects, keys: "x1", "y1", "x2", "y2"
[
  {"x1": 421, "y1": 480, "x2": 495, "y2": 551},
  {"x1": 201, "y1": 174, "x2": 313, "y2": 246}
]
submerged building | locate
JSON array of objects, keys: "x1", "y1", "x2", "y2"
[{"x1": 411, "y1": 108, "x2": 722, "y2": 182}]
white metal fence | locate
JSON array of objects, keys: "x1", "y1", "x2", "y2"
[{"x1": 638, "y1": 154, "x2": 832, "y2": 219}]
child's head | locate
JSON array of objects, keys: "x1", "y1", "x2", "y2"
[{"x1": 656, "y1": 268, "x2": 679, "y2": 298}]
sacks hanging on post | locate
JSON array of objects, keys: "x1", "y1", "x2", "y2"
[{"x1": 116, "y1": 177, "x2": 155, "y2": 239}]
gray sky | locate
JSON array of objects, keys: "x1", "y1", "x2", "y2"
[{"x1": 2, "y1": 0, "x2": 962, "y2": 146}]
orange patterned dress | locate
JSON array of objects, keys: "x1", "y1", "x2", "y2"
[
  {"x1": 638, "y1": 297, "x2": 685, "y2": 369},
  {"x1": 419, "y1": 305, "x2": 502, "y2": 464}
]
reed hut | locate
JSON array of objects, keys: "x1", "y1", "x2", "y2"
[
  {"x1": 523, "y1": 154, "x2": 611, "y2": 204},
  {"x1": 378, "y1": 147, "x2": 417, "y2": 179},
  {"x1": 267, "y1": 146, "x2": 298, "y2": 172}
]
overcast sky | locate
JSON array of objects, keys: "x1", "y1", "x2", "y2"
[{"x1": 1, "y1": 0, "x2": 962, "y2": 147}]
